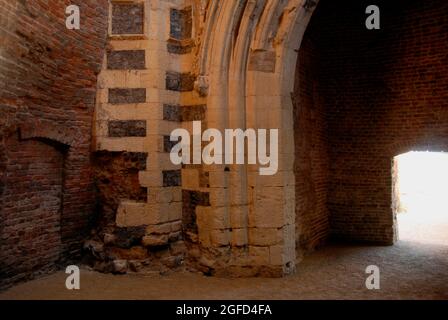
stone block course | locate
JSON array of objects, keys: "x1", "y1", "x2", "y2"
[
  {"x1": 108, "y1": 120, "x2": 147, "y2": 137},
  {"x1": 163, "y1": 104, "x2": 206, "y2": 122},
  {"x1": 170, "y1": 7, "x2": 192, "y2": 40},
  {"x1": 107, "y1": 50, "x2": 146, "y2": 70},
  {"x1": 163, "y1": 170, "x2": 182, "y2": 187},
  {"x1": 109, "y1": 88, "x2": 146, "y2": 105},
  {"x1": 111, "y1": 3, "x2": 144, "y2": 35},
  {"x1": 166, "y1": 72, "x2": 195, "y2": 92}
]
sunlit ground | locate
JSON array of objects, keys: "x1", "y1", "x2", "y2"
[
  {"x1": 2, "y1": 151, "x2": 448, "y2": 300},
  {"x1": 396, "y1": 151, "x2": 448, "y2": 245}
]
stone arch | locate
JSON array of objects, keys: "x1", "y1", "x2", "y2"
[{"x1": 192, "y1": 0, "x2": 320, "y2": 276}]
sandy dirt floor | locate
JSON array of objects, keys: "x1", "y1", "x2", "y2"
[{"x1": 1, "y1": 211, "x2": 447, "y2": 300}]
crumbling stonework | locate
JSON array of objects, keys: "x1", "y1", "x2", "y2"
[
  {"x1": 93, "y1": 151, "x2": 148, "y2": 228},
  {"x1": 1, "y1": 0, "x2": 447, "y2": 288}
]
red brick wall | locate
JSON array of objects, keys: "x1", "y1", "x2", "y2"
[
  {"x1": 0, "y1": 0, "x2": 108, "y2": 287},
  {"x1": 294, "y1": 35, "x2": 330, "y2": 256},
  {"x1": 296, "y1": 0, "x2": 448, "y2": 244},
  {"x1": 1, "y1": 136, "x2": 65, "y2": 285}
]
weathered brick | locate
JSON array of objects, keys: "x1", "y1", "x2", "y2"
[
  {"x1": 163, "y1": 104, "x2": 182, "y2": 122},
  {"x1": 111, "y1": 3, "x2": 144, "y2": 35},
  {"x1": 163, "y1": 104, "x2": 206, "y2": 122},
  {"x1": 109, "y1": 88, "x2": 146, "y2": 104},
  {"x1": 108, "y1": 120, "x2": 147, "y2": 137},
  {"x1": 182, "y1": 105, "x2": 207, "y2": 121},
  {"x1": 167, "y1": 39, "x2": 194, "y2": 54},
  {"x1": 294, "y1": 0, "x2": 448, "y2": 248},
  {"x1": 164, "y1": 135, "x2": 180, "y2": 153},
  {"x1": 163, "y1": 170, "x2": 182, "y2": 187},
  {"x1": 0, "y1": 0, "x2": 109, "y2": 289},
  {"x1": 166, "y1": 72, "x2": 195, "y2": 92},
  {"x1": 170, "y1": 7, "x2": 192, "y2": 40},
  {"x1": 107, "y1": 50, "x2": 146, "y2": 70}
]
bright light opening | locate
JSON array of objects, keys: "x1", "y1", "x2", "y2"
[{"x1": 394, "y1": 151, "x2": 448, "y2": 245}]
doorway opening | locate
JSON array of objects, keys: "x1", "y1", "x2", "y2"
[{"x1": 393, "y1": 151, "x2": 448, "y2": 245}]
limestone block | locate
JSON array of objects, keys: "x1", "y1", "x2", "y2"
[
  {"x1": 142, "y1": 234, "x2": 169, "y2": 247},
  {"x1": 139, "y1": 170, "x2": 163, "y2": 187},
  {"x1": 167, "y1": 202, "x2": 183, "y2": 222},
  {"x1": 197, "y1": 206, "x2": 230, "y2": 230},
  {"x1": 248, "y1": 246, "x2": 270, "y2": 266},
  {"x1": 116, "y1": 201, "x2": 148, "y2": 227},
  {"x1": 208, "y1": 171, "x2": 228, "y2": 188},
  {"x1": 101, "y1": 103, "x2": 161, "y2": 121},
  {"x1": 210, "y1": 229, "x2": 231, "y2": 246},
  {"x1": 249, "y1": 202, "x2": 286, "y2": 229},
  {"x1": 144, "y1": 204, "x2": 170, "y2": 225},
  {"x1": 209, "y1": 188, "x2": 228, "y2": 207},
  {"x1": 146, "y1": 223, "x2": 171, "y2": 235},
  {"x1": 269, "y1": 245, "x2": 285, "y2": 266},
  {"x1": 231, "y1": 228, "x2": 248, "y2": 247},
  {"x1": 97, "y1": 137, "x2": 146, "y2": 153},
  {"x1": 148, "y1": 187, "x2": 181, "y2": 204},
  {"x1": 230, "y1": 206, "x2": 249, "y2": 229},
  {"x1": 248, "y1": 228, "x2": 282, "y2": 246},
  {"x1": 195, "y1": 206, "x2": 212, "y2": 230},
  {"x1": 182, "y1": 169, "x2": 200, "y2": 189}
]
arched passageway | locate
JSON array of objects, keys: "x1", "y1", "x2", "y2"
[{"x1": 293, "y1": 0, "x2": 448, "y2": 258}]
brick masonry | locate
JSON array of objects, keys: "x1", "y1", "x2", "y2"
[
  {"x1": 167, "y1": 39, "x2": 194, "y2": 55},
  {"x1": 163, "y1": 135, "x2": 180, "y2": 153},
  {"x1": 107, "y1": 50, "x2": 146, "y2": 70},
  {"x1": 295, "y1": 0, "x2": 448, "y2": 245},
  {"x1": 108, "y1": 88, "x2": 146, "y2": 105},
  {"x1": 108, "y1": 120, "x2": 147, "y2": 138},
  {"x1": 170, "y1": 7, "x2": 192, "y2": 40},
  {"x1": 111, "y1": 3, "x2": 144, "y2": 35},
  {"x1": 294, "y1": 34, "x2": 329, "y2": 256},
  {"x1": 1, "y1": 0, "x2": 447, "y2": 286},
  {"x1": 163, "y1": 104, "x2": 207, "y2": 122},
  {"x1": 163, "y1": 170, "x2": 182, "y2": 187},
  {"x1": 0, "y1": 0, "x2": 109, "y2": 288},
  {"x1": 166, "y1": 72, "x2": 196, "y2": 92},
  {"x1": 167, "y1": 6, "x2": 193, "y2": 54}
]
